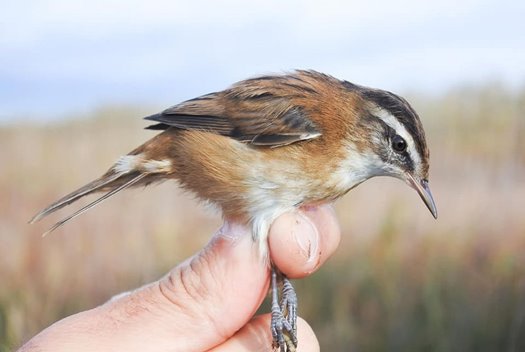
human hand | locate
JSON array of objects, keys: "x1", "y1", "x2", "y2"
[{"x1": 19, "y1": 205, "x2": 341, "y2": 352}]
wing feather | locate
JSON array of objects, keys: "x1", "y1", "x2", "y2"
[{"x1": 144, "y1": 74, "x2": 322, "y2": 147}]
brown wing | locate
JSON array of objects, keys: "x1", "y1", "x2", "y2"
[{"x1": 144, "y1": 74, "x2": 322, "y2": 147}]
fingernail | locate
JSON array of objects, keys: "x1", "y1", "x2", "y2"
[{"x1": 293, "y1": 212, "x2": 320, "y2": 264}]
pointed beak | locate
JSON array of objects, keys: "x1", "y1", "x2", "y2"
[{"x1": 405, "y1": 173, "x2": 438, "y2": 219}]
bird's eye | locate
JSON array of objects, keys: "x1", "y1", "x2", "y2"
[{"x1": 392, "y1": 135, "x2": 407, "y2": 152}]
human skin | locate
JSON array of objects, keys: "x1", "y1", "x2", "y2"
[{"x1": 18, "y1": 205, "x2": 341, "y2": 352}]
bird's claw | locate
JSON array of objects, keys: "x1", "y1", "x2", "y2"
[{"x1": 271, "y1": 269, "x2": 298, "y2": 352}]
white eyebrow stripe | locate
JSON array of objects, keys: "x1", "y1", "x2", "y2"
[{"x1": 374, "y1": 107, "x2": 421, "y2": 172}]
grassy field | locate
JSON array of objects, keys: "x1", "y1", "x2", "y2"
[{"x1": 1, "y1": 85, "x2": 524, "y2": 351}]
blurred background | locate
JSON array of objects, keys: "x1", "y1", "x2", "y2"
[{"x1": 1, "y1": 0, "x2": 524, "y2": 350}]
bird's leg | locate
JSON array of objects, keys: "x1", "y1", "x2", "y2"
[{"x1": 271, "y1": 267, "x2": 298, "y2": 352}]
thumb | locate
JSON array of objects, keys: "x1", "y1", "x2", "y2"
[{"x1": 155, "y1": 222, "x2": 270, "y2": 351}]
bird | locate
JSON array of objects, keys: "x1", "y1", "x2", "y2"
[{"x1": 30, "y1": 70, "x2": 437, "y2": 352}]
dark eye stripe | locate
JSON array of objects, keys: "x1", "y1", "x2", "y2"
[
  {"x1": 367, "y1": 115, "x2": 416, "y2": 172},
  {"x1": 360, "y1": 89, "x2": 427, "y2": 160}
]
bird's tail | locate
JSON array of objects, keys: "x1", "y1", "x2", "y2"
[
  {"x1": 30, "y1": 135, "x2": 175, "y2": 235},
  {"x1": 30, "y1": 170, "x2": 151, "y2": 235}
]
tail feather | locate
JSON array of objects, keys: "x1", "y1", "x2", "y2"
[
  {"x1": 39, "y1": 172, "x2": 148, "y2": 236},
  {"x1": 30, "y1": 130, "x2": 176, "y2": 234},
  {"x1": 30, "y1": 168, "x2": 152, "y2": 235},
  {"x1": 29, "y1": 171, "x2": 125, "y2": 224}
]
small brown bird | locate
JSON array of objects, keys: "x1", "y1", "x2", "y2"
[{"x1": 30, "y1": 70, "x2": 437, "y2": 352}]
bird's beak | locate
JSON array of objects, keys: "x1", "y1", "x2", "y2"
[{"x1": 405, "y1": 173, "x2": 438, "y2": 219}]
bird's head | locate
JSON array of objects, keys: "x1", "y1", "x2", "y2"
[{"x1": 341, "y1": 84, "x2": 437, "y2": 219}]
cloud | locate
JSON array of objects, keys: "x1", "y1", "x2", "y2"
[{"x1": 1, "y1": 0, "x2": 524, "y2": 120}]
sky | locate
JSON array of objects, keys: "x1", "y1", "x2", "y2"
[{"x1": 1, "y1": 0, "x2": 524, "y2": 122}]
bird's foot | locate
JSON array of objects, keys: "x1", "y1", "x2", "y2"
[{"x1": 271, "y1": 268, "x2": 298, "y2": 352}]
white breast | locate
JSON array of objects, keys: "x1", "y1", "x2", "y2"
[{"x1": 245, "y1": 143, "x2": 379, "y2": 260}]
